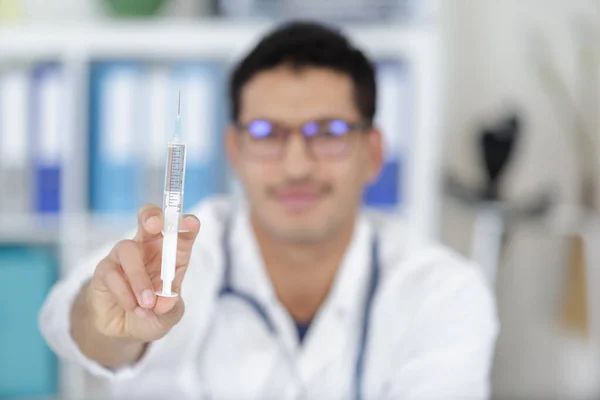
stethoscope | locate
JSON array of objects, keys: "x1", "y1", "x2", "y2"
[{"x1": 217, "y1": 216, "x2": 380, "y2": 400}]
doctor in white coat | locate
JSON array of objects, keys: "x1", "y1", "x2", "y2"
[{"x1": 40, "y1": 21, "x2": 499, "y2": 400}]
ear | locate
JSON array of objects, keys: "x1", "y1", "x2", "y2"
[
  {"x1": 365, "y1": 127, "x2": 384, "y2": 184},
  {"x1": 225, "y1": 125, "x2": 241, "y2": 175}
]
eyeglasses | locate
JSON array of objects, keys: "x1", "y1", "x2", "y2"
[{"x1": 235, "y1": 118, "x2": 371, "y2": 160}]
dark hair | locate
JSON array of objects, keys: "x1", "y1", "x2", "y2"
[{"x1": 229, "y1": 21, "x2": 377, "y2": 124}]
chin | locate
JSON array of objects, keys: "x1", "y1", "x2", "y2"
[
  {"x1": 271, "y1": 225, "x2": 330, "y2": 243},
  {"x1": 264, "y1": 211, "x2": 332, "y2": 242}
]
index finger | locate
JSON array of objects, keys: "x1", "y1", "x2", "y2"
[
  {"x1": 169, "y1": 214, "x2": 201, "y2": 294},
  {"x1": 177, "y1": 214, "x2": 201, "y2": 256},
  {"x1": 134, "y1": 204, "x2": 164, "y2": 243}
]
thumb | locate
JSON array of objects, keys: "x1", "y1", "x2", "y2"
[{"x1": 154, "y1": 297, "x2": 186, "y2": 326}]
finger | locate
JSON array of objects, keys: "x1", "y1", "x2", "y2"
[
  {"x1": 95, "y1": 258, "x2": 137, "y2": 312},
  {"x1": 177, "y1": 214, "x2": 201, "y2": 256},
  {"x1": 110, "y1": 240, "x2": 156, "y2": 309},
  {"x1": 168, "y1": 264, "x2": 189, "y2": 297},
  {"x1": 134, "y1": 204, "x2": 163, "y2": 243},
  {"x1": 166, "y1": 215, "x2": 201, "y2": 291}
]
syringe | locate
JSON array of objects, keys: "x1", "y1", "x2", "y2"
[{"x1": 156, "y1": 92, "x2": 187, "y2": 298}]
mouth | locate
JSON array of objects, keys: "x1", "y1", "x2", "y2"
[{"x1": 273, "y1": 188, "x2": 325, "y2": 212}]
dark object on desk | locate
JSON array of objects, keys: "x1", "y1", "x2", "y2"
[
  {"x1": 445, "y1": 112, "x2": 534, "y2": 289},
  {"x1": 479, "y1": 114, "x2": 521, "y2": 200}
]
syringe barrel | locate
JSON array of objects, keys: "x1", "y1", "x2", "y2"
[
  {"x1": 160, "y1": 230, "x2": 178, "y2": 284},
  {"x1": 163, "y1": 141, "x2": 186, "y2": 232}
]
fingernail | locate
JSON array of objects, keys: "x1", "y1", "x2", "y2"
[
  {"x1": 184, "y1": 215, "x2": 196, "y2": 223},
  {"x1": 141, "y1": 289, "x2": 155, "y2": 307},
  {"x1": 134, "y1": 307, "x2": 148, "y2": 319},
  {"x1": 145, "y1": 216, "x2": 160, "y2": 229}
]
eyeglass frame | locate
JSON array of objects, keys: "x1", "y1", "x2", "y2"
[{"x1": 233, "y1": 118, "x2": 373, "y2": 161}]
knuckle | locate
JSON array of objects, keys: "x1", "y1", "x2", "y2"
[
  {"x1": 106, "y1": 270, "x2": 137, "y2": 310},
  {"x1": 137, "y1": 204, "x2": 154, "y2": 219},
  {"x1": 104, "y1": 266, "x2": 122, "y2": 284},
  {"x1": 138, "y1": 204, "x2": 161, "y2": 220},
  {"x1": 116, "y1": 239, "x2": 137, "y2": 256},
  {"x1": 120, "y1": 297, "x2": 137, "y2": 312},
  {"x1": 95, "y1": 257, "x2": 116, "y2": 281}
]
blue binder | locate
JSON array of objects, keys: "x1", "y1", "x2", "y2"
[
  {"x1": 364, "y1": 61, "x2": 412, "y2": 209},
  {"x1": 31, "y1": 63, "x2": 64, "y2": 214},
  {"x1": 0, "y1": 246, "x2": 58, "y2": 398},
  {"x1": 89, "y1": 62, "x2": 144, "y2": 214},
  {"x1": 170, "y1": 62, "x2": 225, "y2": 212}
]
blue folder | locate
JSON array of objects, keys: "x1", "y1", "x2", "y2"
[
  {"x1": 31, "y1": 63, "x2": 64, "y2": 214},
  {"x1": 364, "y1": 60, "x2": 413, "y2": 209},
  {"x1": 89, "y1": 62, "x2": 144, "y2": 214}
]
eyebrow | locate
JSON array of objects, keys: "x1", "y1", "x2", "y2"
[{"x1": 238, "y1": 115, "x2": 359, "y2": 125}]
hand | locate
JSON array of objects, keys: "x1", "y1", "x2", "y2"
[{"x1": 87, "y1": 204, "x2": 201, "y2": 342}]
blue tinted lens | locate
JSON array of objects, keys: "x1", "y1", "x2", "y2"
[
  {"x1": 329, "y1": 120, "x2": 350, "y2": 136},
  {"x1": 247, "y1": 120, "x2": 273, "y2": 138},
  {"x1": 302, "y1": 121, "x2": 320, "y2": 137}
]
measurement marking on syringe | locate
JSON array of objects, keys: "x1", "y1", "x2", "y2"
[{"x1": 164, "y1": 143, "x2": 186, "y2": 209}]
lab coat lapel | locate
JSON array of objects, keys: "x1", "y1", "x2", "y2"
[
  {"x1": 230, "y1": 205, "x2": 305, "y2": 358},
  {"x1": 297, "y1": 215, "x2": 372, "y2": 386},
  {"x1": 202, "y1": 298, "x2": 290, "y2": 400},
  {"x1": 227, "y1": 209, "x2": 298, "y2": 394}
]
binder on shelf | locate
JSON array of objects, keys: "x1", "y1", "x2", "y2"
[
  {"x1": 89, "y1": 62, "x2": 144, "y2": 215},
  {"x1": 0, "y1": 245, "x2": 58, "y2": 398},
  {"x1": 0, "y1": 66, "x2": 30, "y2": 214},
  {"x1": 144, "y1": 65, "x2": 171, "y2": 207},
  {"x1": 364, "y1": 60, "x2": 412, "y2": 210},
  {"x1": 31, "y1": 63, "x2": 65, "y2": 214},
  {"x1": 171, "y1": 62, "x2": 224, "y2": 212}
]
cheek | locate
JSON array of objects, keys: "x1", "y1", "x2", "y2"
[
  {"x1": 329, "y1": 157, "x2": 369, "y2": 194},
  {"x1": 238, "y1": 160, "x2": 275, "y2": 195}
]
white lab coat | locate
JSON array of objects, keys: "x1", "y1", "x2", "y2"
[{"x1": 40, "y1": 196, "x2": 499, "y2": 400}]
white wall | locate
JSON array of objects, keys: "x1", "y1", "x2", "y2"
[{"x1": 440, "y1": 1, "x2": 600, "y2": 398}]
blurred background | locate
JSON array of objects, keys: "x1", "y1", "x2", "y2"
[{"x1": 2, "y1": 0, "x2": 600, "y2": 399}]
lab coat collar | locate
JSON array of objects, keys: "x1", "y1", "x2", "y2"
[
  {"x1": 229, "y1": 206, "x2": 278, "y2": 308},
  {"x1": 323, "y1": 210, "x2": 373, "y2": 319}
]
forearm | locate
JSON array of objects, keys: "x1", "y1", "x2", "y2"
[{"x1": 70, "y1": 281, "x2": 148, "y2": 369}]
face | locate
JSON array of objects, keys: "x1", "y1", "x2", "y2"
[{"x1": 226, "y1": 66, "x2": 383, "y2": 243}]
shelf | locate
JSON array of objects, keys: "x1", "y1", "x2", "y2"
[
  {"x1": 0, "y1": 18, "x2": 436, "y2": 61},
  {"x1": 0, "y1": 212, "x2": 137, "y2": 245},
  {"x1": 0, "y1": 214, "x2": 61, "y2": 245}
]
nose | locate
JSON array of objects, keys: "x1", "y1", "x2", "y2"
[{"x1": 281, "y1": 132, "x2": 314, "y2": 179}]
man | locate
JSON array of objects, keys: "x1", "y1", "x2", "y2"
[{"x1": 40, "y1": 21, "x2": 498, "y2": 399}]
